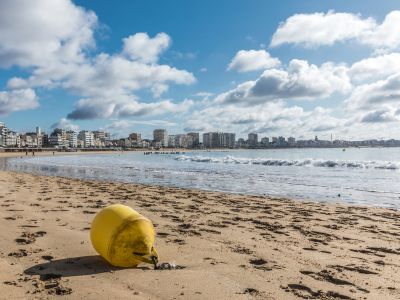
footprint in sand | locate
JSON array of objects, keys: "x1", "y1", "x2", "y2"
[{"x1": 15, "y1": 231, "x2": 46, "y2": 245}]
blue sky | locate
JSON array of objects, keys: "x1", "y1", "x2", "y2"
[{"x1": 1, "y1": 0, "x2": 400, "y2": 140}]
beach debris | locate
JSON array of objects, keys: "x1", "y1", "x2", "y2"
[{"x1": 155, "y1": 262, "x2": 185, "y2": 270}]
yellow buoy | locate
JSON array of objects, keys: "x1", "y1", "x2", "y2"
[{"x1": 90, "y1": 204, "x2": 158, "y2": 267}]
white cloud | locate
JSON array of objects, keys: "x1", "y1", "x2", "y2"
[
  {"x1": 184, "y1": 99, "x2": 344, "y2": 138},
  {"x1": 346, "y1": 73, "x2": 400, "y2": 111},
  {"x1": 361, "y1": 11, "x2": 400, "y2": 52},
  {"x1": 67, "y1": 96, "x2": 194, "y2": 120},
  {"x1": 271, "y1": 10, "x2": 400, "y2": 51},
  {"x1": 51, "y1": 118, "x2": 79, "y2": 131},
  {"x1": 0, "y1": 89, "x2": 38, "y2": 115},
  {"x1": 103, "y1": 119, "x2": 177, "y2": 138},
  {"x1": 0, "y1": 0, "x2": 97, "y2": 68},
  {"x1": 228, "y1": 50, "x2": 281, "y2": 72},
  {"x1": 349, "y1": 53, "x2": 400, "y2": 82},
  {"x1": 122, "y1": 32, "x2": 171, "y2": 63},
  {"x1": 217, "y1": 59, "x2": 351, "y2": 105},
  {"x1": 270, "y1": 11, "x2": 375, "y2": 48},
  {"x1": 0, "y1": 1, "x2": 196, "y2": 118},
  {"x1": 360, "y1": 109, "x2": 399, "y2": 123}
]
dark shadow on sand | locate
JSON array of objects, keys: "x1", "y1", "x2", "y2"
[{"x1": 24, "y1": 255, "x2": 152, "y2": 278}]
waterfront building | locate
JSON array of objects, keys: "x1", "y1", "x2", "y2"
[
  {"x1": 278, "y1": 136, "x2": 286, "y2": 146},
  {"x1": 153, "y1": 129, "x2": 168, "y2": 147},
  {"x1": 49, "y1": 128, "x2": 68, "y2": 147},
  {"x1": 288, "y1": 137, "x2": 296, "y2": 146},
  {"x1": 203, "y1": 132, "x2": 235, "y2": 148},
  {"x1": 237, "y1": 138, "x2": 246, "y2": 148},
  {"x1": 0, "y1": 122, "x2": 5, "y2": 147},
  {"x1": 168, "y1": 135, "x2": 177, "y2": 148},
  {"x1": 94, "y1": 131, "x2": 110, "y2": 142},
  {"x1": 220, "y1": 133, "x2": 235, "y2": 148},
  {"x1": 187, "y1": 132, "x2": 200, "y2": 147},
  {"x1": 78, "y1": 130, "x2": 95, "y2": 148},
  {"x1": 261, "y1": 137, "x2": 269, "y2": 146},
  {"x1": 48, "y1": 133, "x2": 63, "y2": 147},
  {"x1": 128, "y1": 133, "x2": 141, "y2": 142},
  {"x1": 248, "y1": 133, "x2": 258, "y2": 148},
  {"x1": 66, "y1": 131, "x2": 78, "y2": 148}
]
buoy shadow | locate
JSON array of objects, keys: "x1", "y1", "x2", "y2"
[{"x1": 24, "y1": 255, "x2": 123, "y2": 277}]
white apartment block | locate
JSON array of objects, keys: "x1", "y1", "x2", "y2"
[
  {"x1": 66, "y1": 131, "x2": 78, "y2": 148},
  {"x1": 78, "y1": 130, "x2": 95, "y2": 148}
]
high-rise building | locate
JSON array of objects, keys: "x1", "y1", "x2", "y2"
[
  {"x1": 261, "y1": 137, "x2": 269, "y2": 146},
  {"x1": 278, "y1": 136, "x2": 286, "y2": 146},
  {"x1": 66, "y1": 131, "x2": 78, "y2": 148},
  {"x1": 78, "y1": 130, "x2": 95, "y2": 148},
  {"x1": 203, "y1": 132, "x2": 235, "y2": 148},
  {"x1": 187, "y1": 132, "x2": 200, "y2": 147},
  {"x1": 248, "y1": 133, "x2": 258, "y2": 148},
  {"x1": 153, "y1": 129, "x2": 168, "y2": 147},
  {"x1": 129, "y1": 133, "x2": 141, "y2": 141},
  {"x1": 50, "y1": 128, "x2": 68, "y2": 147},
  {"x1": 0, "y1": 122, "x2": 5, "y2": 147},
  {"x1": 288, "y1": 137, "x2": 296, "y2": 146}
]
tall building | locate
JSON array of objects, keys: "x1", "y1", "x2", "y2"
[
  {"x1": 128, "y1": 133, "x2": 141, "y2": 141},
  {"x1": 0, "y1": 122, "x2": 5, "y2": 147},
  {"x1": 48, "y1": 133, "x2": 63, "y2": 147},
  {"x1": 153, "y1": 129, "x2": 168, "y2": 147},
  {"x1": 49, "y1": 128, "x2": 68, "y2": 147},
  {"x1": 203, "y1": 132, "x2": 235, "y2": 148},
  {"x1": 78, "y1": 130, "x2": 95, "y2": 148},
  {"x1": 248, "y1": 133, "x2": 258, "y2": 148},
  {"x1": 66, "y1": 131, "x2": 78, "y2": 148},
  {"x1": 187, "y1": 132, "x2": 200, "y2": 147},
  {"x1": 261, "y1": 137, "x2": 269, "y2": 146}
]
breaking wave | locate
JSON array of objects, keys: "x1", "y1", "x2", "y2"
[{"x1": 175, "y1": 155, "x2": 400, "y2": 170}]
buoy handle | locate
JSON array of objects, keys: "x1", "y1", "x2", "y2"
[{"x1": 132, "y1": 246, "x2": 159, "y2": 268}]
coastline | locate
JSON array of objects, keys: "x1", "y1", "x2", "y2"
[{"x1": 0, "y1": 170, "x2": 399, "y2": 299}]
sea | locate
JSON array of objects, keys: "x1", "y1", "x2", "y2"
[{"x1": 1, "y1": 147, "x2": 400, "y2": 209}]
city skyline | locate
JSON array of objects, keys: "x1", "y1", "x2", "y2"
[
  {"x1": 2, "y1": 120, "x2": 400, "y2": 150},
  {"x1": 2, "y1": 1, "x2": 400, "y2": 140}
]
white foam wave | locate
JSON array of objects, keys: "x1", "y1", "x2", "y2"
[{"x1": 175, "y1": 155, "x2": 400, "y2": 170}]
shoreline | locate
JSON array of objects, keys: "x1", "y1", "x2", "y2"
[{"x1": 0, "y1": 170, "x2": 399, "y2": 299}]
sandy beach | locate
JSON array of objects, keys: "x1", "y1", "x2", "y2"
[{"x1": 0, "y1": 170, "x2": 399, "y2": 300}]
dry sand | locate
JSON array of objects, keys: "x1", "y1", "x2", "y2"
[{"x1": 0, "y1": 170, "x2": 399, "y2": 299}]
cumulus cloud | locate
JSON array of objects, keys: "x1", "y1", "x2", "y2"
[
  {"x1": 217, "y1": 59, "x2": 351, "y2": 105},
  {"x1": 51, "y1": 118, "x2": 80, "y2": 131},
  {"x1": 184, "y1": 98, "x2": 344, "y2": 138},
  {"x1": 271, "y1": 10, "x2": 400, "y2": 51},
  {"x1": 360, "y1": 109, "x2": 398, "y2": 123},
  {"x1": 349, "y1": 53, "x2": 400, "y2": 82},
  {"x1": 346, "y1": 73, "x2": 400, "y2": 111},
  {"x1": 270, "y1": 11, "x2": 375, "y2": 47},
  {"x1": 68, "y1": 96, "x2": 194, "y2": 120},
  {"x1": 228, "y1": 50, "x2": 281, "y2": 72},
  {"x1": 0, "y1": 89, "x2": 38, "y2": 115},
  {"x1": 0, "y1": 1, "x2": 196, "y2": 118},
  {"x1": 103, "y1": 119, "x2": 177, "y2": 138},
  {"x1": 0, "y1": 0, "x2": 97, "y2": 68},
  {"x1": 122, "y1": 32, "x2": 171, "y2": 63}
]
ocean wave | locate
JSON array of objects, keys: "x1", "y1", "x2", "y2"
[{"x1": 175, "y1": 155, "x2": 400, "y2": 170}]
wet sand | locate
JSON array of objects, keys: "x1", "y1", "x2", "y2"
[{"x1": 0, "y1": 170, "x2": 399, "y2": 299}]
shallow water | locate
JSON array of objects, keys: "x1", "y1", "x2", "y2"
[{"x1": 2, "y1": 148, "x2": 400, "y2": 208}]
